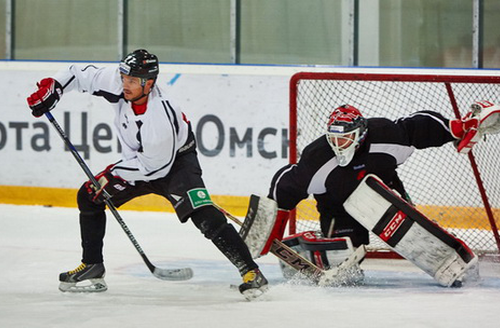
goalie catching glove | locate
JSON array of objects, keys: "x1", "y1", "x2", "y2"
[
  {"x1": 450, "y1": 101, "x2": 500, "y2": 154},
  {"x1": 279, "y1": 231, "x2": 365, "y2": 286},
  {"x1": 85, "y1": 164, "x2": 130, "y2": 204},
  {"x1": 26, "y1": 78, "x2": 63, "y2": 117}
]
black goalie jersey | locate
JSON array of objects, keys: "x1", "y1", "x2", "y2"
[{"x1": 268, "y1": 111, "x2": 456, "y2": 246}]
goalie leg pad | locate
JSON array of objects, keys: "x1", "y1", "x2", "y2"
[
  {"x1": 239, "y1": 194, "x2": 279, "y2": 259},
  {"x1": 344, "y1": 174, "x2": 478, "y2": 287}
]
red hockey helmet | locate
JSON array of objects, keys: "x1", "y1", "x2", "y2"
[{"x1": 326, "y1": 104, "x2": 368, "y2": 166}]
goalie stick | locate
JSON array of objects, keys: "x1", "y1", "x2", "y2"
[
  {"x1": 45, "y1": 112, "x2": 193, "y2": 281},
  {"x1": 213, "y1": 203, "x2": 366, "y2": 286}
]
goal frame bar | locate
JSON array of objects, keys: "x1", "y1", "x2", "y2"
[{"x1": 289, "y1": 72, "x2": 500, "y2": 254}]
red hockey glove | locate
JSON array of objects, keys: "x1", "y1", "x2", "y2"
[
  {"x1": 450, "y1": 101, "x2": 500, "y2": 154},
  {"x1": 85, "y1": 165, "x2": 130, "y2": 204},
  {"x1": 26, "y1": 78, "x2": 63, "y2": 117},
  {"x1": 449, "y1": 113, "x2": 479, "y2": 154},
  {"x1": 449, "y1": 113, "x2": 479, "y2": 140}
]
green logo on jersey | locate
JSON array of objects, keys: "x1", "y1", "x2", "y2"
[{"x1": 187, "y1": 188, "x2": 213, "y2": 208}]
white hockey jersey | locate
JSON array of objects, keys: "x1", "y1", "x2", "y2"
[{"x1": 53, "y1": 64, "x2": 189, "y2": 182}]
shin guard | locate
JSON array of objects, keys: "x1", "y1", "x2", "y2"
[{"x1": 344, "y1": 174, "x2": 478, "y2": 287}]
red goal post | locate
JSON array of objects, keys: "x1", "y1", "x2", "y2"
[{"x1": 289, "y1": 72, "x2": 500, "y2": 257}]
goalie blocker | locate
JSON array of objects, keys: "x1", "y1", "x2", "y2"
[
  {"x1": 344, "y1": 174, "x2": 478, "y2": 287},
  {"x1": 239, "y1": 194, "x2": 289, "y2": 259}
]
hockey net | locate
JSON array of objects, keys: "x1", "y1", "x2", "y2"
[{"x1": 289, "y1": 72, "x2": 500, "y2": 257}]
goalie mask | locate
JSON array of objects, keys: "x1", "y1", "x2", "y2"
[{"x1": 326, "y1": 104, "x2": 368, "y2": 167}]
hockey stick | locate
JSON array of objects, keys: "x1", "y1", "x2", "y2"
[
  {"x1": 44, "y1": 112, "x2": 193, "y2": 281},
  {"x1": 212, "y1": 203, "x2": 322, "y2": 282},
  {"x1": 213, "y1": 203, "x2": 367, "y2": 286}
]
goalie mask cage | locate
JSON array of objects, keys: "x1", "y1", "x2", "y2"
[{"x1": 289, "y1": 72, "x2": 500, "y2": 258}]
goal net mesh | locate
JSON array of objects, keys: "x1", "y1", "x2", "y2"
[{"x1": 290, "y1": 72, "x2": 500, "y2": 256}]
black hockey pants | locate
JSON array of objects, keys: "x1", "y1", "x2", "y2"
[{"x1": 76, "y1": 136, "x2": 257, "y2": 275}]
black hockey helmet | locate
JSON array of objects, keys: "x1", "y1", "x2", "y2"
[{"x1": 119, "y1": 49, "x2": 159, "y2": 80}]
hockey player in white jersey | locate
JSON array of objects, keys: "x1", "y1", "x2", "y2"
[{"x1": 26, "y1": 49, "x2": 268, "y2": 299}]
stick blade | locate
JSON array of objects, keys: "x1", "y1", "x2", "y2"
[{"x1": 153, "y1": 267, "x2": 194, "y2": 281}]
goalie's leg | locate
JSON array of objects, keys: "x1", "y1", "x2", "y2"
[{"x1": 344, "y1": 174, "x2": 479, "y2": 287}]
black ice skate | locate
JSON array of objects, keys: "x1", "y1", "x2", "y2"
[
  {"x1": 59, "y1": 263, "x2": 107, "y2": 293},
  {"x1": 239, "y1": 268, "x2": 268, "y2": 300}
]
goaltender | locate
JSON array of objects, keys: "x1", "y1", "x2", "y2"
[{"x1": 245, "y1": 103, "x2": 500, "y2": 287}]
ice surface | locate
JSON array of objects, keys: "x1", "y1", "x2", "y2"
[{"x1": 1, "y1": 204, "x2": 499, "y2": 328}]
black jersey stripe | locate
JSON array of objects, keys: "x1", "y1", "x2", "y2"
[
  {"x1": 112, "y1": 159, "x2": 140, "y2": 173},
  {"x1": 163, "y1": 101, "x2": 180, "y2": 135},
  {"x1": 112, "y1": 106, "x2": 178, "y2": 178},
  {"x1": 61, "y1": 75, "x2": 75, "y2": 90},
  {"x1": 113, "y1": 166, "x2": 139, "y2": 172},
  {"x1": 81, "y1": 65, "x2": 99, "y2": 72},
  {"x1": 92, "y1": 90, "x2": 123, "y2": 103},
  {"x1": 138, "y1": 103, "x2": 177, "y2": 177}
]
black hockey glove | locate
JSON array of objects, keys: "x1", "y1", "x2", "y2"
[
  {"x1": 26, "y1": 78, "x2": 63, "y2": 117},
  {"x1": 85, "y1": 165, "x2": 130, "y2": 204}
]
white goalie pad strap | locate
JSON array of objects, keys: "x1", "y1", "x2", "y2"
[
  {"x1": 344, "y1": 174, "x2": 477, "y2": 287},
  {"x1": 239, "y1": 194, "x2": 278, "y2": 259}
]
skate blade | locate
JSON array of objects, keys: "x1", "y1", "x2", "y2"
[
  {"x1": 59, "y1": 278, "x2": 108, "y2": 293},
  {"x1": 241, "y1": 285, "x2": 269, "y2": 301}
]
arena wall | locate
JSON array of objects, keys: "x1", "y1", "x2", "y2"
[{"x1": 1, "y1": 61, "x2": 498, "y2": 216}]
